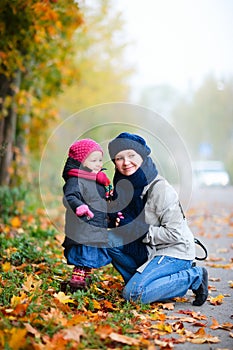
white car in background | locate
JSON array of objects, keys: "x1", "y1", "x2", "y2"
[{"x1": 192, "y1": 161, "x2": 230, "y2": 187}]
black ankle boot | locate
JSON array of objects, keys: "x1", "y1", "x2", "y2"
[{"x1": 192, "y1": 267, "x2": 208, "y2": 306}]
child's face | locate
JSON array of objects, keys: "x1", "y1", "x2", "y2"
[
  {"x1": 114, "y1": 149, "x2": 143, "y2": 176},
  {"x1": 83, "y1": 151, "x2": 103, "y2": 173}
]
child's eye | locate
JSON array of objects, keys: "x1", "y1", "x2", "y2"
[
  {"x1": 129, "y1": 154, "x2": 135, "y2": 158},
  {"x1": 116, "y1": 157, "x2": 123, "y2": 161}
]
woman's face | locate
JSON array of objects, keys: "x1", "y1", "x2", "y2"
[{"x1": 114, "y1": 149, "x2": 143, "y2": 176}]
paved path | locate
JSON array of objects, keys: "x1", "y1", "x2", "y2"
[{"x1": 166, "y1": 186, "x2": 233, "y2": 349}]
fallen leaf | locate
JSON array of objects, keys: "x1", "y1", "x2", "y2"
[
  {"x1": 153, "y1": 337, "x2": 175, "y2": 348},
  {"x1": 150, "y1": 312, "x2": 166, "y2": 322},
  {"x1": 209, "y1": 285, "x2": 217, "y2": 292},
  {"x1": 178, "y1": 317, "x2": 200, "y2": 323},
  {"x1": 217, "y1": 248, "x2": 229, "y2": 253},
  {"x1": 210, "y1": 318, "x2": 233, "y2": 331},
  {"x1": 42, "y1": 307, "x2": 68, "y2": 326},
  {"x1": 228, "y1": 280, "x2": 233, "y2": 288},
  {"x1": 160, "y1": 302, "x2": 175, "y2": 310},
  {"x1": 221, "y1": 322, "x2": 233, "y2": 331},
  {"x1": 101, "y1": 299, "x2": 115, "y2": 310},
  {"x1": 172, "y1": 321, "x2": 185, "y2": 332},
  {"x1": 10, "y1": 216, "x2": 21, "y2": 228},
  {"x1": 22, "y1": 274, "x2": 42, "y2": 292},
  {"x1": 208, "y1": 256, "x2": 224, "y2": 262},
  {"x1": 96, "y1": 324, "x2": 113, "y2": 339},
  {"x1": 206, "y1": 262, "x2": 233, "y2": 269},
  {"x1": 178, "y1": 310, "x2": 207, "y2": 320},
  {"x1": 67, "y1": 314, "x2": 88, "y2": 326},
  {"x1": 90, "y1": 299, "x2": 101, "y2": 310},
  {"x1": 187, "y1": 327, "x2": 220, "y2": 344},
  {"x1": 210, "y1": 318, "x2": 220, "y2": 329},
  {"x1": 151, "y1": 322, "x2": 173, "y2": 334},
  {"x1": 209, "y1": 294, "x2": 224, "y2": 305},
  {"x1": 189, "y1": 336, "x2": 220, "y2": 344},
  {"x1": 11, "y1": 303, "x2": 28, "y2": 316},
  {"x1": 8, "y1": 328, "x2": 27, "y2": 350},
  {"x1": 62, "y1": 325, "x2": 84, "y2": 342},
  {"x1": 109, "y1": 332, "x2": 141, "y2": 346},
  {"x1": 54, "y1": 292, "x2": 75, "y2": 304},
  {"x1": 131, "y1": 310, "x2": 148, "y2": 321},
  {"x1": 174, "y1": 297, "x2": 189, "y2": 303},
  {"x1": 2, "y1": 262, "x2": 11, "y2": 272},
  {"x1": 24, "y1": 323, "x2": 41, "y2": 338},
  {"x1": 10, "y1": 293, "x2": 28, "y2": 307},
  {"x1": 209, "y1": 277, "x2": 221, "y2": 282},
  {"x1": 41, "y1": 332, "x2": 69, "y2": 349}
]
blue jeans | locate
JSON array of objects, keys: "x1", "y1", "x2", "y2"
[
  {"x1": 122, "y1": 255, "x2": 203, "y2": 304},
  {"x1": 107, "y1": 238, "x2": 148, "y2": 283},
  {"x1": 64, "y1": 244, "x2": 111, "y2": 269}
]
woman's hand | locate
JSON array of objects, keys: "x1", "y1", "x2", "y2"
[{"x1": 115, "y1": 212, "x2": 124, "y2": 227}]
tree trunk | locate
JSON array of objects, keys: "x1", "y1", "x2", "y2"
[{"x1": 0, "y1": 71, "x2": 20, "y2": 186}]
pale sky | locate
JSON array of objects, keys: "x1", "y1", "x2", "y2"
[{"x1": 117, "y1": 0, "x2": 233, "y2": 92}]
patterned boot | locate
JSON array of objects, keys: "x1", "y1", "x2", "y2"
[{"x1": 69, "y1": 266, "x2": 92, "y2": 291}]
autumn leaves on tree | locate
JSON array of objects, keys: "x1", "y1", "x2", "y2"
[
  {"x1": 0, "y1": 0, "x2": 132, "y2": 187},
  {"x1": 0, "y1": 0, "x2": 84, "y2": 186}
]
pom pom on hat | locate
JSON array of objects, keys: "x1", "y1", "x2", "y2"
[
  {"x1": 68, "y1": 138, "x2": 103, "y2": 163},
  {"x1": 108, "y1": 132, "x2": 151, "y2": 160}
]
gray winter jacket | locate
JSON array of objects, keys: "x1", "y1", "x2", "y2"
[
  {"x1": 63, "y1": 176, "x2": 108, "y2": 247},
  {"x1": 138, "y1": 175, "x2": 196, "y2": 272}
]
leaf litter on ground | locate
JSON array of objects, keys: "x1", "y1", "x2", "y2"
[{"x1": 0, "y1": 204, "x2": 233, "y2": 349}]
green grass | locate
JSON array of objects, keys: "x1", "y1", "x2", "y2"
[
  {"x1": 0, "y1": 187, "x2": 162, "y2": 349},
  {"x1": 0, "y1": 188, "x2": 151, "y2": 349}
]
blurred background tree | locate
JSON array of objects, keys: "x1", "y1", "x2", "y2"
[
  {"x1": 0, "y1": 0, "x2": 132, "y2": 188},
  {"x1": 39, "y1": 0, "x2": 134, "y2": 198},
  {"x1": 134, "y1": 75, "x2": 233, "y2": 181},
  {"x1": 1, "y1": 0, "x2": 233, "y2": 189},
  {"x1": 139, "y1": 84, "x2": 181, "y2": 121},
  {"x1": 0, "y1": 0, "x2": 83, "y2": 186},
  {"x1": 57, "y1": 0, "x2": 132, "y2": 117},
  {"x1": 172, "y1": 75, "x2": 233, "y2": 178}
]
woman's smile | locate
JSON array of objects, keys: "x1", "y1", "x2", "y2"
[{"x1": 114, "y1": 149, "x2": 143, "y2": 176}]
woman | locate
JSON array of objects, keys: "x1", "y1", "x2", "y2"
[{"x1": 107, "y1": 132, "x2": 208, "y2": 306}]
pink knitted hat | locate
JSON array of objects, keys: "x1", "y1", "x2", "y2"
[{"x1": 68, "y1": 139, "x2": 103, "y2": 163}]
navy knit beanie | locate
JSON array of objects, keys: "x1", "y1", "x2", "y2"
[{"x1": 108, "y1": 132, "x2": 151, "y2": 161}]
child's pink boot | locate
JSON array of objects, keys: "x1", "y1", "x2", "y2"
[{"x1": 69, "y1": 266, "x2": 92, "y2": 291}]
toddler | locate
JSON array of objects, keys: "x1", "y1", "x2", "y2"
[{"x1": 62, "y1": 138, "x2": 112, "y2": 290}]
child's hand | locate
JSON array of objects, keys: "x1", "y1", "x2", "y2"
[{"x1": 76, "y1": 205, "x2": 94, "y2": 219}]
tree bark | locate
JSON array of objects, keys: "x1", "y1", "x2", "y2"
[{"x1": 0, "y1": 71, "x2": 20, "y2": 186}]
